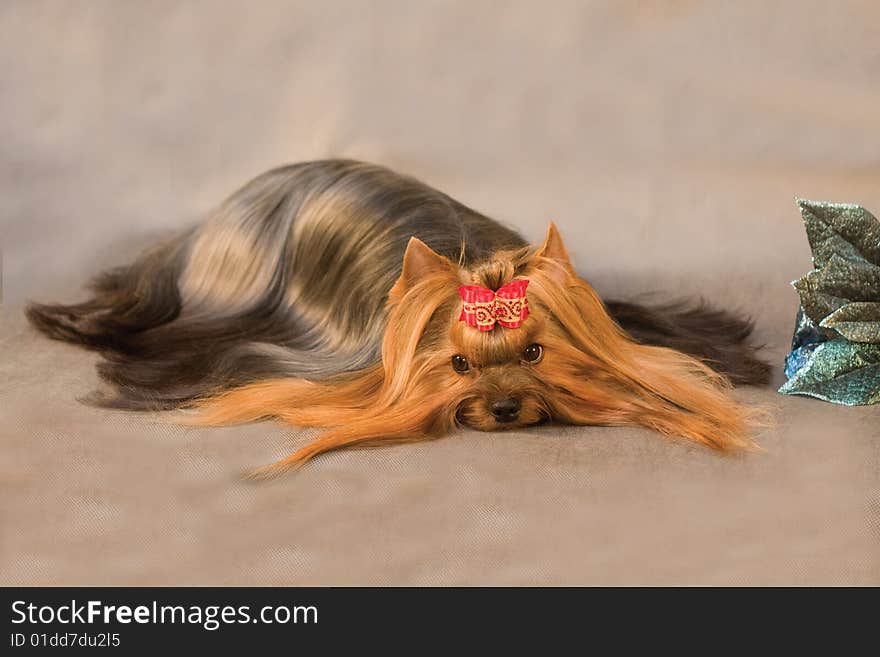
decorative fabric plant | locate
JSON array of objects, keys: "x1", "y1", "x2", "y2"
[{"x1": 780, "y1": 199, "x2": 880, "y2": 405}]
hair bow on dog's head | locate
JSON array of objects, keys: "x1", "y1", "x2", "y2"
[{"x1": 458, "y1": 279, "x2": 529, "y2": 331}]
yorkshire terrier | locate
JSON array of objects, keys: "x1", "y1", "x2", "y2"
[{"x1": 27, "y1": 159, "x2": 770, "y2": 476}]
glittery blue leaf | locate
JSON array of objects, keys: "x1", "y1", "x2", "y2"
[{"x1": 779, "y1": 338, "x2": 880, "y2": 405}]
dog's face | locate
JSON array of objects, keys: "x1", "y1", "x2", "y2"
[
  {"x1": 446, "y1": 312, "x2": 553, "y2": 430},
  {"x1": 386, "y1": 223, "x2": 603, "y2": 433},
  {"x1": 437, "y1": 282, "x2": 612, "y2": 432}
]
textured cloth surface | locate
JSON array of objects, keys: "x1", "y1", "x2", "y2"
[{"x1": 2, "y1": 1, "x2": 879, "y2": 585}]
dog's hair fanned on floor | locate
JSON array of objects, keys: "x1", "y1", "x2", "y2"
[{"x1": 27, "y1": 160, "x2": 770, "y2": 475}]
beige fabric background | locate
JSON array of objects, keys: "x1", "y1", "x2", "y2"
[{"x1": 1, "y1": 0, "x2": 879, "y2": 585}]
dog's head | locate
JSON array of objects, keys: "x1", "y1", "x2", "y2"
[{"x1": 383, "y1": 224, "x2": 753, "y2": 449}]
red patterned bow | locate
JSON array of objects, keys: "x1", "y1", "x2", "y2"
[{"x1": 458, "y1": 279, "x2": 530, "y2": 331}]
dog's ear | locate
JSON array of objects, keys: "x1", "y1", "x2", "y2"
[
  {"x1": 389, "y1": 237, "x2": 459, "y2": 301},
  {"x1": 535, "y1": 222, "x2": 571, "y2": 263},
  {"x1": 532, "y1": 222, "x2": 576, "y2": 287}
]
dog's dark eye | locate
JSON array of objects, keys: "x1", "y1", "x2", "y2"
[
  {"x1": 451, "y1": 354, "x2": 470, "y2": 373},
  {"x1": 523, "y1": 343, "x2": 544, "y2": 364}
]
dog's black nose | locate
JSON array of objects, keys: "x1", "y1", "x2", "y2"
[{"x1": 491, "y1": 397, "x2": 521, "y2": 422}]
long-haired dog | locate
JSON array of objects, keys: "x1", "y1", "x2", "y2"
[{"x1": 27, "y1": 160, "x2": 770, "y2": 476}]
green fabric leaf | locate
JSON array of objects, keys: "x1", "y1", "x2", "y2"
[
  {"x1": 792, "y1": 270, "x2": 849, "y2": 325},
  {"x1": 796, "y1": 198, "x2": 880, "y2": 270},
  {"x1": 793, "y1": 254, "x2": 880, "y2": 324},
  {"x1": 778, "y1": 338, "x2": 880, "y2": 405},
  {"x1": 820, "y1": 302, "x2": 880, "y2": 343}
]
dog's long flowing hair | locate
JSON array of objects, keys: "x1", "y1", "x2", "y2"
[{"x1": 27, "y1": 160, "x2": 770, "y2": 475}]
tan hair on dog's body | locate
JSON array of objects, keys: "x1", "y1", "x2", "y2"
[{"x1": 190, "y1": 226, "x2": 758, "y2": 477}]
